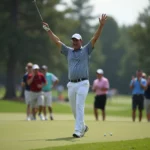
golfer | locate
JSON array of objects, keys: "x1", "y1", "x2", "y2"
[{"x1": 43, "y1": 14, "x2": 107, "y2": 138}]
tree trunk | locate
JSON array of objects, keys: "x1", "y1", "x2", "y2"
[
  {"x1": 4, "y1": 0, "x2": 18, "y2": 99},
  {"x1": 4, "y1": 52, "x2": 17, "y2": 99}
]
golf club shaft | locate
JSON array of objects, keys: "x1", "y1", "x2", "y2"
[{"x1": 33, "y1": 0, "x2": 43, "y2": 21}]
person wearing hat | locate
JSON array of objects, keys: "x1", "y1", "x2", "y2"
[
  {"x1": 92, "y1": 69, "x2": 109, "y2": 121},
  {"x1": 42, "y1": 14, "x2": 107, "y2": 137},
  {"x1": 41, "y1": 65, "x2": 59, "y2": 120},
  {"x1": 21, "y1": 62, "x2": 33, "y2": 121},
  {"x1": 27, "y1": 64, "x2": 46, "y2": 120}
]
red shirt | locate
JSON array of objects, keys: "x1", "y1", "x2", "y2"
[{"x1": 28, "y1": 72, "x2": 46, "y2": 92}]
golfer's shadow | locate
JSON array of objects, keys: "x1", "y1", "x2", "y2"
[
  {"x1": 20, "y1": 137, "x2": 76, "y2": 142},
  {"x1": 46, "y1": 137, "x2": 76, "y2": 142}
]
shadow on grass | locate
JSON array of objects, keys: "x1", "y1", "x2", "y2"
[
  {"x1": 46, "y1": 137, "x2": 76, "y2": 142},
  {"x1": 21, "y1": 137, "x2": 76, "y2": 142}
]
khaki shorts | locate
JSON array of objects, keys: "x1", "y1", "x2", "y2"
[
  {"x1": 42, "y1": 91, "x2": 52, "y2": 106},
  {"x1": 144, "y1": 98, "x2": 150, "y2": 113},
  {"x1": 30, "y1": 91, "x2": 44, "y2": 108}
]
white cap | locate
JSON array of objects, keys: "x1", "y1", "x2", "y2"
[
  {"x1": 71, "y1": 33, "x2": 82, "y2": 40},
  {"x1": 32, "y1": 64, "x2": 39, "y2": 70},
  {"x1": 41, "y1": 65, "x2": 48, "y2": 70},
  {"x1": 97, "y1": 69, "x2": 104, "y2": 74}
]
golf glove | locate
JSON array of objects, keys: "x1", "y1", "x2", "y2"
[{"x1": 43, "y1": 24, "x2": 50, "y2": 32}]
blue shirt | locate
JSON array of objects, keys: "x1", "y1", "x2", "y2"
[
  {"x1": 22, "y1": 73, "x2": 30, "y2": 91},
  {"x1": 61, "y1": 41, "x2": 93, "y2": 80},
  {"x1": 42, "y1": 72, "x2": 58, "y2": 92},
  {"x1": 130, "y1": 78, "x2": 147, "y2": 95}
]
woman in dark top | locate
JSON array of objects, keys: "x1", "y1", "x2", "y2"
[{"x1": 144, "y1": 76, "x2": 150, "y2": 122}]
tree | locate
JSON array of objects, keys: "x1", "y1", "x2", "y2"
[
  {"x1": 0, "y1": 0, "x2": 76, "y2": 99},
  {"x1": 71, "y1": 0, "x2": 95, "y2": 43},
  {"x1": 117, "y1": 26, "x2": 138, "y2": 94},
  {"x1": 99, "y1": 17, "x2": 122, "y2": 90},
  {"x1": 130, "y1": 0, "x2": 150, "y2": 74}
]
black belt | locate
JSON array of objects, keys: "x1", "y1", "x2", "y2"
[{"x1": 69, "y1": 78, "x2": 88, "y2": 83}]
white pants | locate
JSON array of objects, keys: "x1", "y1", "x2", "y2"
[
  {"x1": 42, "y1": 91, "x2": 52, "y2": 106},
  {"x1": 67, "y1": 80, "x2": 89, "y2": 134},
  {"x1": 24, "y1": 90, "x2": 31, "y2": 105}
]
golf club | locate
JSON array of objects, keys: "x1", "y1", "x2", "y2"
[{"x1": 33, "y1": 0, "x2": 43, "y2": 21}]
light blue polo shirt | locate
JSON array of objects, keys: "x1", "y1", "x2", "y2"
[
  {"x1": 42, "y1": 72, "x2": 58, "y2": 92},
  {"x1": 130, "y1": 78, "x2": 147, "y2": 95},
  {"x1": 61, "y1": 41, "x2": 93, "y2": 80}
]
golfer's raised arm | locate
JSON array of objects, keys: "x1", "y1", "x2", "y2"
[
  {"x1": 43, "y1": 22, "x2": 62, "y2": 50},
  {"x1": 91, "y1": 14, "x2": 107, "y2": 48}
]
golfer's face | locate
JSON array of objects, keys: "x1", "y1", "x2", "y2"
[
  {"x1": 33, "y1": 69, "x2": 38, "y2": 75},
  {"x1": 72, "y1": 38, "x2": 82, "y2": 50}
]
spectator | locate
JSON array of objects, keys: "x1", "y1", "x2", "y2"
[
  {"x1": 142, "y1": 72, "x2": 147, "y2": 79},
  {"x1": 27, "y1": 64, "x2": 46, "y2": 120},
  {"x1": 57, "y1": 85, "x2": 64, "y2": 101},
  {"x1": 144, "y1": 76, "x2": 150, "y2": 122},
  {"x1": 92, "y1": 69, "x2": 109, "y2": 121},
  {"x1": 21, "y1": 62, "x2": 33, "y2": 121},
  {"x1": 129, "y1": 69, "x2": 147, "y2": 122},
  {"x1": 41, "y1": 65, "x2": 59, "y2": 120}
]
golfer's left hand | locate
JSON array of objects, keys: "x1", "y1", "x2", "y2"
[
  {"x1": 99, "y1": 14, "x2": 107, "y2": 26},
  {"x1": 43, "y1": 22, "x2": 50, "y2": 32}
]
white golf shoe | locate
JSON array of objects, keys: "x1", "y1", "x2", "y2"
[
  {"x1": 26, "y1": 116, "x2": 31, "y2": 121},
  {"x1": 39, "y1": 114, "x2": 45, "y2": 121}
]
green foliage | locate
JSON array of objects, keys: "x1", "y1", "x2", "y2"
[
  {"x1": 116, "y1": 26, "x2": 138, "y2": 93},
  {"x1": 71, "y1": 0, "x2": 95, "y2": 42},
  {"x1": 0, "y1": 0, "x2": 77, "y2": 98},
  {"x1": 130, "y1": 0, "x2": 150, "y2": 74},
  {"x1": 2, "y1": 0, "x2": 149, "y2": 98},
  {"x1": 99, "y1": 17, "x2": 123, "y2": 90}
]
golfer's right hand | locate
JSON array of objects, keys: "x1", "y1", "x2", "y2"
[{"x1": 43, "y1": 22, "x2": 50, "y2": 32}]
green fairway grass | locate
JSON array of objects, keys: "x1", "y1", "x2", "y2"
[
  {"x1": 0, "y1": 93, "x2": 148, "y2": 150},
  {"x1": 0, "y1": 113, "x2": 149, "y2": 150},
  {"x1": 0, "y1": 93, "x2": 145, "y2": 118},
  {"x1": 34, "y1": 138, "x2": 150, "y2": 150}
]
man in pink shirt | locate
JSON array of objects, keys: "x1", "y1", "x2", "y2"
[{"x1": 92, "y1": 69, "x2": 109, "y2": 121}]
